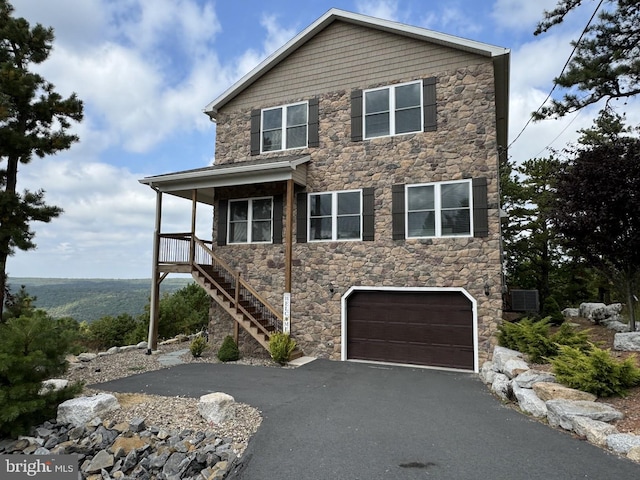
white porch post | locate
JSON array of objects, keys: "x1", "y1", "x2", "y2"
[{"x1": 147, "y1": 189, "x2": 162, "y2": 354}]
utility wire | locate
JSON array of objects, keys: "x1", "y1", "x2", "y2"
[
  {"x1": 533, "y1": 109, "x2": 583, "y2": 158},
  {"x1": 507, "y1": 0, "x2": 604, "y2": 151}
]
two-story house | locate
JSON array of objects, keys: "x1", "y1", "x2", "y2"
[{"x1": 139, "y1": 8, "x2": 509, "y2": 372}]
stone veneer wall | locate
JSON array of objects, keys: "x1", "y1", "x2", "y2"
[{"x1": 209, "y1": 62, "x2": 503, "y2": 366}]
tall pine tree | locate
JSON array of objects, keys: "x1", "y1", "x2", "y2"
[{"x1": 0, "y1": 0, "x2": 83, "y2": 321}]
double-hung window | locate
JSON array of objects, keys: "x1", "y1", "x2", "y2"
[
  {"x1": 228, "y1": 197, "x2": 273, "y2": 244},
  {"x1": 262, "y1": 102, "x2": 308, "y2": 152},
  {"x1": 309, "y1": 190, "x2": 362, "y2": 241},
  {"x1": 364, "y1": 80, "x2": 422, "y2": 138},
  {"x1": 406, "y1": 180, "x2": 472, "y2": 238}
]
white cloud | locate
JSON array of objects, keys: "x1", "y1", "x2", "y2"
[
  {"x1": 355, "y1": 0, "x2": 400, "y2": 21},
  {"x1": 420, "y1": 6, "x2": 482, "y2": 37},
  {"x1": 490, "y1": 0, "x2": 558, "y2": 31}
]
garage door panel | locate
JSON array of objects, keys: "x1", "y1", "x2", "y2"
[{"x1": 346, "y1": 290, "x2": 475, "y2": 370}]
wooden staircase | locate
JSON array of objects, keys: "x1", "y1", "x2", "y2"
[{"x1": 189, "y1": 237, "x2": 302, "y2": 360}]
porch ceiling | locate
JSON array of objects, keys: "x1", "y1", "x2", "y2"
[{"x1": 139, "y1": 155, "x2": 310, "y2": 205}]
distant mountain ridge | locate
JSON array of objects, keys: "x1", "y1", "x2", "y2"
[{"x1": 7, "y1": 277, "x2": 193, "y2": 322}]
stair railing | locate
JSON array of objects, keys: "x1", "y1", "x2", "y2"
[{"x1": 192, "y1": 236, "x2": 283, "y2": 334}]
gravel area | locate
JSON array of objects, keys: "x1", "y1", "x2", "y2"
[{"x1": 61, "y1": 341, "x2": 279, "y2": 454}]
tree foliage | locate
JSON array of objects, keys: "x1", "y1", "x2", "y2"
[
  {"x1": 534, "y1": 0, "x2": 640, "y2": 118},
  {"x1": 553, "y1": 110, "x2": 640, "y2": 330},
  {"x1": 0, "y1": 0, "x2": 83, "y2": 321},
  {"x1": 0, "y1": 310, "x2": 82, "y2": 437}
]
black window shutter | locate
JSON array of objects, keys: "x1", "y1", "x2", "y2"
[
  {"x1": 423, "y1": 77, "x2": 437, "y2": 132},
  {"x1": 392, "y1": 184, "x2": 406, "y2": 240},
  {"x1": 216, "y1": 199, "x2": 228, "y2": 246},
  {"x1": 296, "y1": 192, "x2": 308, "y2": 243},
  {"x1": 362, "y1": 188, "x2": 375, "y2": 241},
  {"x1": 250, "y1": 109, "x2": 261, "y2": 155},
  {"x1": 308, "y1": 98, "x2": 319, "y2": 148},
  {"x1": 472, "y1": 177, "x2": 489, "y2": 237},
  {"x1": 351, "y1": 89, "x2": 363, "y2": 142},
  {"x1": 272, "y1": 195, "x2": 283, "y2": 244}
]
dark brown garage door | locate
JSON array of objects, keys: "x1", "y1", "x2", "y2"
[{"x1": 346, "y1": 290, "x2": 474, "y2": 370}]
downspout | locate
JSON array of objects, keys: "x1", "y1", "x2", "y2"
[
  {"x1": 283, "y1": 178, "x2": 294, "y2": 333},
  {"x1": 146, "y1": 187, "x2": 162, "y2": 354}
]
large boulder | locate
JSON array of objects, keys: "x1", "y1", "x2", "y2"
[
  {"x1": 562, "y1": 308, "x2": 580, "y2": 318},
  {"x1": 502, "y1": 358, "x2": 530, "y2": 379},
  {"x1": 513, "y1": 370, "x2": 555, "y2": 389},
  {"x1": 606, "y1": 433, "x2": 640, "y2": 454},
  {"x1": 533, "y1": 382, "x2": 596, "y2": 402},
  {"x1": 571, "y1": 417, "x2": 618, "y2": 446},
  {"x1": 39, "y1": 379, "x2": 69, "y2": 395},
  {"x1": 198, "y1": 392, "x2": 235, "y2": 424},
  {"x1": 492, "y1": 346, "x2": 524, "y2": 373},
  {"x1": 479, "y1": 361, "x2": 497, "y2": 385},
  {"x1": 546, "y1": 399, "x2": 623, "y2": 431},
  {"x1": 614, "y1": 332, "x2": 640, "y2": 351},
  {"x1": 491, "y1": 373, "x2": 512, "y2": 401},
  {"x1": 57, "y1": 394, "x2": 120, "y2": 427},
  {"x1": 579, "y1": 303, "x2": 608, "y2": 322},
  {"x1": 512, "y1": 383, "x2": 547, "y2": 418}
]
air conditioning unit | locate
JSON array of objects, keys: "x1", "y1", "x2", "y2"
[{"x1": 511, "y1": 289, "x2": 539, "y2": 312}]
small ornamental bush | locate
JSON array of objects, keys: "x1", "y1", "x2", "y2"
[
  {"x1": 190, "y1": 335, "x2": 209, "y2": 358},
  {"x1": 497, "y1": 317, "x2": 591, "y2": 364},
  {"x1": 217, "y1": 335, "x2": 240, "y2": 362},
  {"x1": 269, "y1": 332, "x2": 296, "y2": 364},
  {"x1": 550, "y1": 344, "x2": 640, "y2": 397},
  {"x1": 498, "y1": 318, "x2": 555, "y2": 363},
  {"x1": 541, "y1": 296, "x2": 565, "y2": 326}
]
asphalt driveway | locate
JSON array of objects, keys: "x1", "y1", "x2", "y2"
[{"x1": 93, "y1": 359, "x2": 639, "y2": 479}]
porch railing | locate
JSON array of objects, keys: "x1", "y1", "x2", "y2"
[{"x1": 159, "y1": 233, "x2": 283, "y2": 335}]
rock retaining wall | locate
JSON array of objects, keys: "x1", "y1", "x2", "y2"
[{"x1": 481, "y1": 346, "x2": 640, "y2": 462}]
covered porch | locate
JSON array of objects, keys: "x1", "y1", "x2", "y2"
[{"x1": 138, "y1": 155, "x2": 309, "y2": 354}]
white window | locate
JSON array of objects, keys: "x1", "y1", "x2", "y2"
[
  {"x1": 364, "y1": 80, "x2": 422, "y2": 139},
  {"x1": 262, "y1": 102, "x2": 308, "y2": 152},
  {"x1": 309, "y1": 190, "x2": 362, "y2": 241},
  {"x1": 228, "y1": 197, "x2": 273, "y2": 244},
  {"x1": 406, "y1": 180, "x2": 472, "y2": 238}
]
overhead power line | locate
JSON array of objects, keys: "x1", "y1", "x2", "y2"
[{"x1": 507, "y1": 0, "x2": 605, "y2": 151}]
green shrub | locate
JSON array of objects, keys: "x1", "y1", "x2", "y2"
[
  {"x1": 550, "y1": 344, "x2": 640, "y2": 397},
  {"x1": 269, "y1": 332, "x2": 296, "y2": 364},
  {"x1": 86, "y1": 313, "x2": 138, "y2": 350},
  {"x1": 497, "y1": 318, "x2": 555, "y2": 363},
  {"x1": 541, "y1": 296, "x2": 565, "y2": 326},
  {"x1": 217, "y1": 335, "x2": 240, "y2": 362},
  {"x1": 550, "y1": 322, "x2": 591, "y2": 352},
  {"x1": 0, "y1": 311, "x2": 83, "y2": 437},
  {"x1": 190, "y1": 335, "x2": 209, "y2": 358}
]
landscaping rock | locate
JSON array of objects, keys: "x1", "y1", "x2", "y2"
[
  {"x1": 533, "y1": 382, "x2": 597, "y2": 402},
  {"x1": 502, "y1": 358, "x2": 529, "y2": 379},
  {"x1": 512, "y1": 383, "x2": 547, "y2": 418},
  {"x1": 546, "y1": 400, "x2": 623, "y2": 431},
  {"x1": 492, "y1": 346, "x2": 524, "y2": 373},
  {"x1": 78, "y1": 352, "x2": 98, "y2": 362},
  {"x1": 491, "y1": 373, "x2": 512, "y2": 401},
  {"x1": 628, "y1": 446, "x2": 640, "y2": 462},
  {"x1": 199, "y1": 392, "x2": 236, "y2": 424},
  {"x1": 513, "y1": 370, "x2": 556, "y2": 389},
  {"x1": 579, "y1": 303, "x2": 608, "y2": 322},
  {"x1": 85, "y1": 449, "x2": 114, "y2": 473},
  {"x1": 614, "y1": 332, "x2": 640, "y2": 351},
  {"x1": 571, "y1": 417, "x2": 618, "y2": 446},
  {"x1": 479, "y1": 361, "x2": 497, "y2": 385},
  {"x1": 606, "y1": 433, "x2": 640, "y2": 454},
  {"x1": 57, "y1": 394, "x2": 120, "y2": 427},
  {"x1": 39, "y1": 379, "x2": 69, "y2": 395},
  {"x1": 562, "y1": 308, "x2": 579, "y2": 318},
  {"x1": 606, "y1": 321, "x2": 632, "y2": 333}
]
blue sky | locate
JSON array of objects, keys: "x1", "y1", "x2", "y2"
[{"x1": 7, "y1": 0, "x2": 638, "y2": 278}]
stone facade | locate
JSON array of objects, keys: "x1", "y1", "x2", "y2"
[{"x1": 208, "y1": 61, "x2": 503, "y2": 366}]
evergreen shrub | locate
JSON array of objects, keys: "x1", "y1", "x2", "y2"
[
  {"x1": 269, "y1": 332, "x2": 296, "y2": 364},
  {"x1": 541, "y1": 296, "x2": 565, "y2": 326},
  {"x1": 0, "y1": 312, "x2": 82, "y2": 437},
  {"x1": 217, "y1": 335, "x2": 240, "y2": 362},
  {"x1": 550, "y1": 344, "x2": 640, "y2": 397},
  {"x1": 190, "y1": 335, "x2": 209, "y2": 358}
]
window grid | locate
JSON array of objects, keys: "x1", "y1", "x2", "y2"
[
  {"x1": 261, "y1": 102, "x2": 308, "y2": 153},
  {"x1": 364, "y1": 80, "x2": 422, "y2": 139},
  {"x1": 406, "y1": 180, "x2": 473, "y2": 238},
  {"x1": 228, "y1": 197, "x2": 273, "y2": 244},
  {"x1": 308, "y1": 190, "x2": 362, "y2": 242}
]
